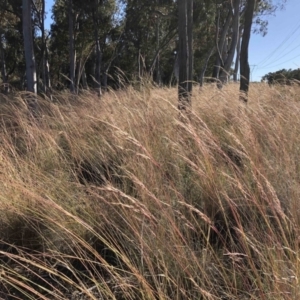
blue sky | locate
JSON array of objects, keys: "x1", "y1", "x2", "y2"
[
  {"x1": 44, "y1": 0, "x2": 300, "y2": 82},
  {"x1": 250, "y1": 0, "x2": 300, "y2": 81},
  {"x1": 45, "y1": 0, "x2": 53, "y2": 30}
]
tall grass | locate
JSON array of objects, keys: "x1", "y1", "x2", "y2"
[{"x1": 0, "y1": 83, "x2": 299, "y2": 299}]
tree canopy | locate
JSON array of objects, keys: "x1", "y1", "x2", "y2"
[
  {"x1": 262, "y1": 68, "x2": 300, "y2": 85},
  {"x1": 0, "y1": 0, "x2": 286, "y2": 98}
]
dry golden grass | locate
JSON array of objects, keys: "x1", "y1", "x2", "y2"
[{"x1": 0, "y1": 82, "x2": 300, "y2": 299}]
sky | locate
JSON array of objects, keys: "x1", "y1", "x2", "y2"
[
  {"x1": 249, "y1": 0, "x2": 300, "y2": 81},
  {"x1": 44, "y1": 0, "x2": 300, "y2": 82}
]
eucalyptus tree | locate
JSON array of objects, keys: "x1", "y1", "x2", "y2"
[
  {"x1": 50, "y1": 0, "x2": 75, "y2": 89},
  {"x1": 22, "y1": 0, "x2": 38, "y2": 115},
  {"x1": 210, "y1": 0, "x2": 286, "y2": 87},
  {"x1": 32, "y1": 0, "x2": 52, "y2": 97},
  {"x1": 0, "y1": 11, "x2": 12, "y2": 93},
  {"x1": 50, "y1": 0, "x2": 119, "y2": 92},
  {"x1": 87, "y1": 0, "x2": 117, "y2": 95},
  {"x1": 212, "y1": 0, "x2": 245, "y2": 85},
  {"x1": 239, "y1": 0, "x2": 255, "y2": 101},
  {"x1": 177, "y1": 0, "x2": 193, "y2": 111},
  {"x1": 193, "y1": 0, "x2": 216, "y2": 86},
  {"x1": 218, "y1": 0, "x2": 240, "y2": 84},
  {"x1": 212, "y1": 1, "x2": 232, "y2": 81},
  {"x1": 233, "y1": 28, "x2": 242, "y2": 82},
  {"x1": 0, "y1": 35, "x2": 8, "y2": 93},
  {"x1": 237, "y1": 0, "x2": 285, "y2": 97},
  {"x1": 93, "y1": 0, "x2": 104, "y2": 96},
  {"x1": 22, "y1": 0, "x2": 37, "y2": 95},
  {"x1": 3, "y1": 0, "x2": 286, "y2": 95},
  {"x1": 0, "y1": 0, "x2": 25, "y2": 91},
  {"x1": 119, "y1": 0, "x2": 177, "y2": 83},
  {"x1": 50, "y1": 0, "x2": 88, "y2": 92},
  {"x1": 68, "y1": 0, "x2": 76, "y2": 93}
]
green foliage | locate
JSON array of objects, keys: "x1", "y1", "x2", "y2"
[
  {"x1": 262, "y1": 68, "x2": 300, "y2": 85},
  {"x1": 49, "y1": 0, "x2": 122, "y2": 89},
  {"x1": 0, "y1": 0, "x2": 24, "y2": 88},
  {"x1": 0, "y1": 0, "x2": 288, "y2": 91}
]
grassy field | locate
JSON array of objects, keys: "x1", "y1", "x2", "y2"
[{"x1": 0, "y1": 82, "x2": 300, "y2": 299}]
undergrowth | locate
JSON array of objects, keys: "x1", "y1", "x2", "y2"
[{"x1": 0, "y1": 83, "x2": 300, "y2": 299}]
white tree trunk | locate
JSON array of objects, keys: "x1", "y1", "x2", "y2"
[
  {"x1": 233, "y1": 30, "x2": 242, "y2": 82},
  {"x1": 212, "y1": 9, "x2": 232, "y2": 79},
  {"x1": 219, "y1": 0, "x2": 241, "y2": 84}
]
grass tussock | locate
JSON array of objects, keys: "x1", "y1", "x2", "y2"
[{"x1": 0, "y1": 82, "x2": 300, "y2": 299}]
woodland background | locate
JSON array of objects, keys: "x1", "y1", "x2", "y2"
[{"x1": 0, "y1": 0, "x2": 287, "y2": 97}]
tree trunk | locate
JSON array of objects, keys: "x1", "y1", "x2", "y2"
[
  {"x1": 22, "y1": 0, "x2": 37, "y2": 113},
  {"x1": 173, "y1": 51, "x2": 179, "y2": 82},
  {"x1": 94, "y1": 31, "x2": 102, "y2": 97},
  {"x1": 68, "y1": 0, "x2": 76, "y2": 93},
  {"x1": 219, "y1": 0, "x2": 240, "y2": 84},
  {"x1": 44, "y1": 44, "x2": 52, "y2": 99},
  {"x1": 233, "y1": 29, "x2": 241, "y2": 82},
  {"x1": 187, "y1": 0, "x2": 193, "y2": 94},
  {"x1": 178, "y1": 0, "x2": 193, "y2": 111},
  {"x1": 39, "y1": 0, "x2": 52, "y2": 99},
  {"x1": 240, "y1": 0, "x2": 255, "y2": 102},
  {"x1": 0, "y1": 34, "x2": 9, "y2": 94},
  {"x1": 199, "y1": 46, "x2": 215, "y2": 87},
  {"x1": 102, "y1": 70, "x2": 108, "y2": 92},
  {"x1": 155, "y1": 21, "x2": 161, "y2": 85},
  {"x1": 41, "y1": 0, "x2": 46, "y2": 93},
  {"x1": 149, "y1": 29, "x2": 177, "y2": 80},
  {"x1": 81, "y1": 66, "x2": 88, "y2": 89},
  {"x1": 75, "y1": 59, "x2": 82, "y2": 90},
  {"x1": 76, "y1": 57, "x2": 88, "y2": 90},
  {"x1": 212, "y1": 9, "x2": 232, "y2": 80},
  {"x1": 22, "y1": 0, "x2": 37, "y2": 94},
  {"x1": 93, "y1": 0, "x2": 102, "y2": 97}
]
